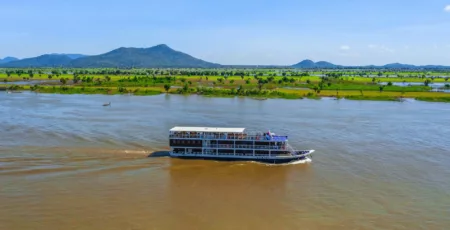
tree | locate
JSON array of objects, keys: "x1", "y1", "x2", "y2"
[
  {"x1": 164, "y1": 84, "x2": 170, "y2": 93},
  {"x1": 60, "y1": 78, "x2": 66, "y2": 85},
  {"x1": 237, "y1": 85, "x2": 242, "y2": 94},
  {"x1": 230, "y1": 79, "x2": 235, "y2": 84},
  {"x1": 313, "y1": 86, "x2": 319, "y2": 93},
  {"x1": 379, "y1": 86, "x2": 384, "y2": 92},
  {"x1": 387, "y1": 81, "x2": 393, "y2": 86},
  {"x1": 73, "y1": 75, "x2": 80, "y2": 84},
  {"x1": 257, "y1": 79, "x2": 268, "y2": 91}
]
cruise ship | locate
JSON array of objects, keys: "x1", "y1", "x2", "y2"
[{"x1": 169, "y1": 127, "x2": 314, "y2": 164}]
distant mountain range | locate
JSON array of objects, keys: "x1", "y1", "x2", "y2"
[
  {"x1": 1, "y1": 45, "x2": 449, "y2": 69},
  {"x1": 291, "y1": 60, "x2": 450, "y2": 69},
  {"x1": 0, "y1": 44, "x2": 219, "y2": 68}
]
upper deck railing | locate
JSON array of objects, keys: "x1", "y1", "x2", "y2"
[{"x1": 169, "y1": 133, "x2": 288, "y2": 141}]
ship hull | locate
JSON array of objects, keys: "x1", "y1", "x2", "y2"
[{"x1": 170, "y1": 153, "x2": 311, "y2": 164}]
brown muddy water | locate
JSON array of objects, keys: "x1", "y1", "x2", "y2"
[{"x1": 1, "y1": 92, "x2": 450, "y2": 230}]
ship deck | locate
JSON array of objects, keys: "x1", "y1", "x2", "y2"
[{"x1": 270, "y1": 136, "x2": 288, "y2": 141}]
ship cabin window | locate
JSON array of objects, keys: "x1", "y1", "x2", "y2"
[
  {"x1": 170, "y1": 139, "x2": 202, "y2": 147},
  {"x1": 235, "y1": 141, "x2": 253, "y2": 145},
  {"x1": 255, "y1": 150, "x2": 269, "y2": 155},
  {"x1": 236, "y1": 150, "x2": 252, "y2": 155},
  {"x1": 218, "y1": 149, "x2": 233, "y2": 154},
  {"x1": 254, "y1": 141, "x2": 271, "y2": 146},
  {"x1": 217, "y1": 140, "x2": 233, "y2": 145}
]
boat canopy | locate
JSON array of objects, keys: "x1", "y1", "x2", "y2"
[{"x1": 170, "y1": 127, "x2": 245, "y2": 133}]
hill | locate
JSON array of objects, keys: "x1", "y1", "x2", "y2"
[
  {"x1": 70, "y1": 44, "x2": 220, "y2": 68},
  {"x1": 0, "y1": 54, "x2": 73, "y2": 67},
  {"x1": 0, "y1": 57, "x2": 19, "y2": 64},
  {"x1": 291, "y1": 60, "x2": 450, "y2": 69},
  {"x1": 292, "y1": 59, "x2": 337, "y2": 68}
]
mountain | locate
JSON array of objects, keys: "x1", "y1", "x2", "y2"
[
  {"x1": 1, "y1": 54, "x2": 73, "y2": 67},
  {"x1": 49, "y1": 53, "x2": 87, "y2": 59},
  {"x1": 292, "y1": 59, "x2": 316, "y2": 68},
  {"x1": 292, "y1": 59, "x2": 337, "y2": 68},
  {"x1": 0, "y1": 57, "x2": 19, "y2": 64},
  {"x1": 382, "y1": 63, "x2": 417, "y2": 69},
  {"x1": 291, "y1": 60, "x2": 450, "y2": 69},
  {"x1": 70, "y1": 44, "x2": 220, "y2": 68},
  {"x1": 315, "y1": 61, "x2": 337, "y2": 68}
]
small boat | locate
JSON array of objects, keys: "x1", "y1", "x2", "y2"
[
  {"x1": 102, "y1": 102, "x2": 111, "y2": 106},
  {"x1": 168, "y1": 127, "x2": 314, "y2": 164}
]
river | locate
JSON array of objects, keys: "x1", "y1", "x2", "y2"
[{"x1": 1, "y1": 92, "x2": 449, "y2": 230}]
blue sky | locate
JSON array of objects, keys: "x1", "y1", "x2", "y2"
[{"x1": 1, "y1": 0, "x2": 450, "y2": 65}]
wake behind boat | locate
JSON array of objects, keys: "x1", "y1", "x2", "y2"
[{"x1": 169, "y1": 127, "x2": 314, "y2": 164}]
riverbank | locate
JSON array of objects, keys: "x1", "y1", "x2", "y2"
[
  {"x1": 2, "y1": 69, "x2": 450, "y2": 102},
  {"x1": 2, "y1": 84, "x2": 450, "y2": 103}
]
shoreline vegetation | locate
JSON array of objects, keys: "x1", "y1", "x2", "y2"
[{"x1": 1, "y1": 68, "x2": 450, "y2": 103}]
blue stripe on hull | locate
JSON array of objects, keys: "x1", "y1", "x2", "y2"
[{"x1": 172, "y1": 155, "x2": 306, "y2": 164}]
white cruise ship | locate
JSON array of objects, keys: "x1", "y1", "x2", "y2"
[{"x1": 169, "y1": 127, "x2": 314, "y2": 164}]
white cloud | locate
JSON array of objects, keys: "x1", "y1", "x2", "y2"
[
  {"x1": 445, "y1": 5, "x2": 450, "y2": 12},
  {"x1": 368, "y1": 44, "x2": 394, "y2": 53},
  {"x1": 340, "y1": 45, "x2": 350, "y2": 50}
]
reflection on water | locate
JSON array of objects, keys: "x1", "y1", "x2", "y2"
[{"x1": 1, "y1": 92, "x2": 450, "y2": 229}]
